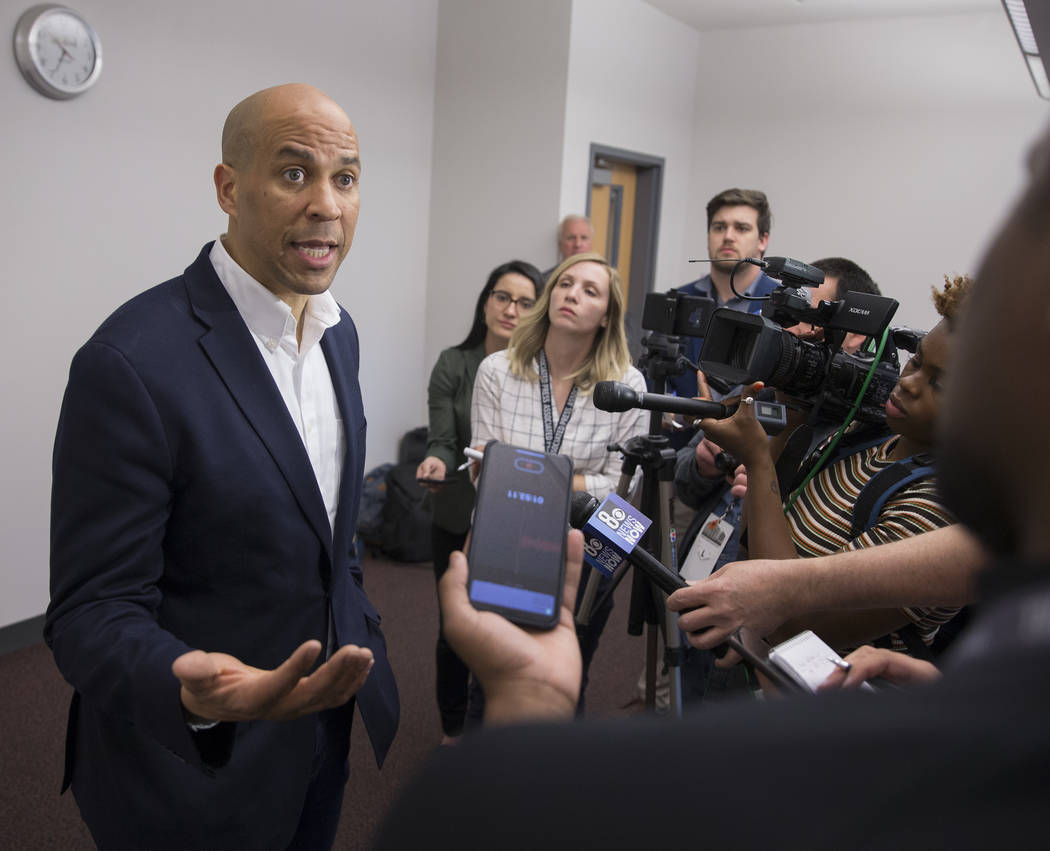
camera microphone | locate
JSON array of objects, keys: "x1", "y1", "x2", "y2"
[
  {"x1": 758, "y1": 256, "x2": 825, "y2": 288},
  {"x1": 593, "y1": 381, "x2": 727, "y2": 420},
  {"x1": 686, "y1": 256, "x2": 824, "y2": 289},
  {"x1": 569, "y1": 491, "x2": 686, "y2": 597}
]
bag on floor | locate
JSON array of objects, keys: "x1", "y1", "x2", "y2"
[
  {"x1": 357, "y1": 462, "x2": 395, "y2": 551},
  {"x1": 379, "y1": 462, "x2": 433, "y2": 563}
]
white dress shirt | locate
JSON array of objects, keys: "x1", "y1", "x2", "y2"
[{"x1": 209, "y1": 238, "x2": 346, "y2": 532}]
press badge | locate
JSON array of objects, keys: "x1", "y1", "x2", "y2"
[{"x1": 680, "y1": 511, "x2": 735, "y2": 581}]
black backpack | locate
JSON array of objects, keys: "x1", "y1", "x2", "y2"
[
  {"x1": 357, "y1": 462, "x2": 395, "y2": 551},
  {"x1": 378, "y1": 462, "x2": 433, "y2": 563},
  {"x1": 356, "y1": 426, "x2": 434, "y2": 562},
  {"x1": 397, "y1": 426, "x2": 429, "y2": 466}
]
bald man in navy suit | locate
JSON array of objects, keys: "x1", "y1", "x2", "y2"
[{"x1": 46, "y1": 83, "x2": 398, "y2": 850}]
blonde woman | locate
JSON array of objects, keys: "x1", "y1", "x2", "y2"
[{"x1": 470, "y1": 251, "x2": 647, "y2": 706}]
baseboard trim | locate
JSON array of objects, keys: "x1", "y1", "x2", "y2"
[{"x1": 0, "y1": 614, "x2": 45, "y2": 655}]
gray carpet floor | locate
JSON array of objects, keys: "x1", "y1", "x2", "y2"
[{"x1": 0, "y1": 552, "x2": 651, "y2": 850}]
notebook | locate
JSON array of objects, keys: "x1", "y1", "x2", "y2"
[{"x1": 767, "y1": 629, "x2": 869, "y2": 693}]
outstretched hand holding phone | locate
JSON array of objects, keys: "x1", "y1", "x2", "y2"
[{"x1": 439, "y1": 530, "x2": 585, "y2": 725}]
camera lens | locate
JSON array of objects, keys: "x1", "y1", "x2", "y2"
[{"x1": 767, "y1": 336, "x2": 827, "y2": 397}]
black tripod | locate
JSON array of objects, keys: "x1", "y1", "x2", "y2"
[{"x1": 575, "y1": 333, "x2": 696, "y2": 716}]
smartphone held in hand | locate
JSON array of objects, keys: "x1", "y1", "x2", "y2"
[{"x1": 467, "y1": 442, "x2": 573, "y2": 630}]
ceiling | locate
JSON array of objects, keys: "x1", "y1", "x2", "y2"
[{"x1": 643, "y1": 0, "x2": 999, "y2": 32}]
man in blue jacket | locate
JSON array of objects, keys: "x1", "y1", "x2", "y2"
[
  {"x1": 666, "y1": 187, "x2": 779, "y2": 403},
  {"x1": 46, "y1": 83, "x2": 398, "y2": 850}
]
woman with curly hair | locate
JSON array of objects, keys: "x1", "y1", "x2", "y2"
[{"x1": 700, "y1": 274, "x2": 973, "y2": 656}]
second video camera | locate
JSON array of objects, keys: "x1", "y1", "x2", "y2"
[{"x1": 699, "y1": 258, "x2": 903, "y2": 425}]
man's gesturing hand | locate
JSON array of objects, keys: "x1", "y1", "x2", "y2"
[{"x1": 173, "y1": 640, "x2": 374, "y2": 723}]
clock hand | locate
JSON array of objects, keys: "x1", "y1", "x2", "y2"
[
  {"x1": 50, "y1": 35, "x2": 74, "y2": 63},
  {"x1": 49, "y1": 51, "x2": 73, "y2": 73},
  {"x1": 58, "y1": 50, "x2": 73, "y2": 69}
]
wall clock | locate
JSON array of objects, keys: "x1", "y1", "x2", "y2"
[{"x1": 13, "y1": 4, "x2": 102, "y2": 99}]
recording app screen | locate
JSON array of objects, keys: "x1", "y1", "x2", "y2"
[{"x1": 469, "y1": 446, "x2": 570, "y2": 619}]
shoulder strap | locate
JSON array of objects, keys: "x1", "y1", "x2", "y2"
[
  {"x1": 849, "y1": 453, "x2": 936, "y2": 539},
  {"x1": 776, "y1": 424, "x2": 817, "y2": 500},
  {"x1": 782, "y1": 424, "x2": 891, "y2": 500},
  {"x1": 856, "y1": 451, "x2": 939, "y2": 663}
]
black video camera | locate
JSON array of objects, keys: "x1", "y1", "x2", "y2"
[
  {"x1": 641, "y1": 290, "x2": 716, "y2": 338},
  {"x1": 637, "y1": 290, "x2": 717, "y2": 387},
  {"x1": 698, "y1": 257, "x2": 903, "y2": 425}
]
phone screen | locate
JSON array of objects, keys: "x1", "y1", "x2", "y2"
[{"x1": 468, "y1": 442, "x2": 573, "y2": 629}]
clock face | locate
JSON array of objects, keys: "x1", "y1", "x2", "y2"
[{"x1": 14, "y1": 5, "x2": 102, "y2": 99}]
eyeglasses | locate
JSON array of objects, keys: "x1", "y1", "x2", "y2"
[{"x1": 490, "y1": 290, "x2": 536, "y2": 311}]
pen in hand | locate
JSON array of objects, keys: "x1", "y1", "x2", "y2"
[{"x1": 456, "y1": 447, "x2": 484, "y2": 472}]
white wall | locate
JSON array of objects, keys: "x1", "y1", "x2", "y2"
[
  {"x1": 687, "y1": 11, "x2": 1050, "y2": 333},
  {"x1": 0, "y1": 0, "x2": 438, "y2": 628},
  {"x1": 423, "y1": 0, "x2": 572, "y2": 373},
  {"x1": 561, "y1": 0, "x2": 701, "y2": 291},
  {"x1": 6, "y1": 0, "x2": 1048, "y2": 632}
]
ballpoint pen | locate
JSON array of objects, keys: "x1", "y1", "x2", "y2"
[{"x1": 456, "y1": 446, "x2": 485, "y2": 471}]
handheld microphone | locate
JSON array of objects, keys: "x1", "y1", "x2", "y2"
[
  {"x1": 594, "y1": 381, "x2": 788, "y2": 433},
  {"x1": 570, "y1": 493, "x2": 774, "y2": 672},
  {"x1": 593, "y1": 381, "x2": 727, "y2": 420},
  {"x1": 569, "y1": 493, "x2": 827, "y2": 692},
  {"x1": 569, "y1": 491, "x2": 686, "y2": 596}
]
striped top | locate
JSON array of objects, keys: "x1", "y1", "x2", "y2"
[{"x1": 787, "y1": 435, "x2": 958, "y2": 648}]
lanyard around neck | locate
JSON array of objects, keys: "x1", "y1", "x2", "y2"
[{"x1": 538, "y1": 350, "x2": 577, "y2": 454}]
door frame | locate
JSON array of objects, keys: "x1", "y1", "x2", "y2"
[{"x1": 585, "y1": 144, "x2": 664, "y2": 358}]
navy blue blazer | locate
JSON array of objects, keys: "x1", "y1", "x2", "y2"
[{"x1": 46, "y1": 244, "x2": 399, "y2": 849}]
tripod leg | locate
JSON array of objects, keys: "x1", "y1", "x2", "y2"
[
  {"x1": 644, "y1": 626, "x2": 658, "y2": 709},
  {"x1": 653, "y1": 477, "x2": 684, "y2": 718},
  {"x1": 574, "y1": 569, "x2": 603, "y2": 628}
]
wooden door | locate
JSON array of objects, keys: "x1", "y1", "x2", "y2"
[{"x1": 589, "y1": 162, "x2": 638, "y2": 299}]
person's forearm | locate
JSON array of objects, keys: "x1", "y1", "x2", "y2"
[
  {"x1": 784, "y1": 525, "x2": 984, "y2": 613},
  {"x1": 741, "y1": 456, "x2": 798, "y2": 560},
  {"x1": 426, "y1": 361, "x2": 461, "y2": 469},
  {"x1": 771, "y1": 607, "x2": 911, "y2": 649},
  {"x1": 669, "y1": 526, "x2": 984, "y2": 650},
  {"x1": 426, "y1": 395, "x2": 459, "y2": 463},
  {"x1": 424, "y1": 438, "x2": 458, "y2": 472}
]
